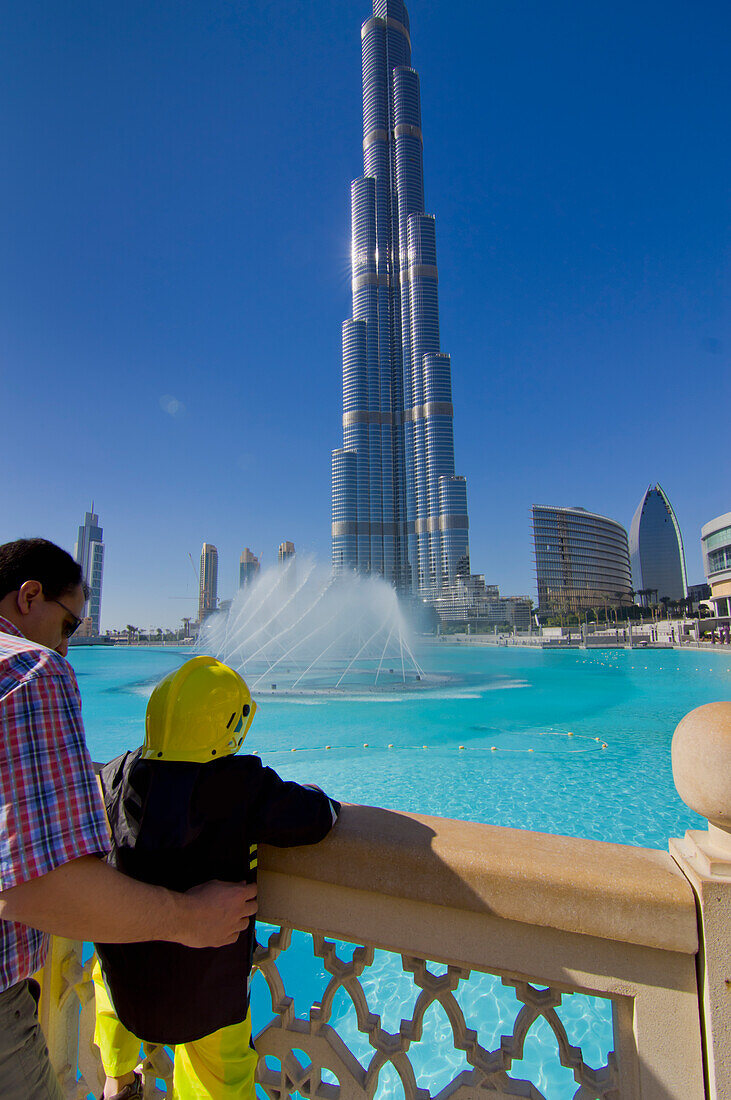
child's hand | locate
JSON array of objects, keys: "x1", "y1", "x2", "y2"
[{"x1": 177, "y1": 880, "x2": 258, "y2": 947}]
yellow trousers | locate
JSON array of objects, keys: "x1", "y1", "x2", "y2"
[{"x1": 92, "y1": 962, "x2": 258, "y2": 1100}]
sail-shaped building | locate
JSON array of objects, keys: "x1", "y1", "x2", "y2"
[
  {"x1": 629, "y1": 484, "x2": 687, "y2": 604},
  {"x1": 331, "y1": 0, "x2": 470, "y2": 602}
]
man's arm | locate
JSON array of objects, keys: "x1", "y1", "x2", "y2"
[{"x1": 0, "y1": 856, "x2": 257, "y2": 949}]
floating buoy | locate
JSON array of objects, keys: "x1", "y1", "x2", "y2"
[
  {"x1": 325, "y1": 745, "x2": 331, "y2": 750},
  {"x1": 363, "y1": 743, "x2": 369, "y2": 747},
  {"x1": 458, "y1": 745, "x2": 465, "y2": 750},
  {"x1": 601, "y1": 743, "x2": 608, "y2": 749},
  {"x1": 491, "y1": 746, "x2": 497, "y2": 751},
  {"x1": 291, "y1": 748, "x2": 297, "y2": 752},
  {"x1": 388, "y1": 743, "x2": 394, "y2": 748},
  {"x1": 528, "y1": 748, "x2": 534, "y2": 753},
  {"x1": 252, "y1": 750, "x2": 258, "y2": 755},
  {"x1": 567, "y1": 732, "x2": 574, "y2": 737},
  {"x1": 423, "y1": 744, "x2": 427, "y2": 749}
]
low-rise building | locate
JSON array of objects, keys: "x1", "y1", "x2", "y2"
[
  {"x1": 431, "y1": 574, "x2": 532, "y2": 629},
  {"x1": 701, "y1": 511, "x2": 731, "y2": 618}
]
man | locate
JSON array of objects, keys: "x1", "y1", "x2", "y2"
[{"x1": 0, "y1": 538, "x2": 257, "y2": 1100}]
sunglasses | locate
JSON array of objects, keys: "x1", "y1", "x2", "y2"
[{"x1": 52, "y1": 598, "x2": 84, "y2": 638}]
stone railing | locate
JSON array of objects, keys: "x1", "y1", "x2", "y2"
[{"x1": 36, "y1": 703, "x2": 731, "y2": 1099}]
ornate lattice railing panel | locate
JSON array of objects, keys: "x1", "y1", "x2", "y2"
[
  {"x1": 251, "y1": 925, "x2": 618, "y2": 1100},
  {"x1": 36, "y1": 939, "x2": 174, "y2": 1099}
]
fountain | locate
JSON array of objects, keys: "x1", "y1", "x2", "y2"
[{"x1": 196, "y1": 557, "x2": 427, "y2": 695}]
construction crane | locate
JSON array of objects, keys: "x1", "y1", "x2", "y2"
[{"x1": 168, "y1": 552, "x2": 200, "y2": 601}]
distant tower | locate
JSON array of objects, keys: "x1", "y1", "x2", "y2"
[
  {"x1": 331, "y1": 0, "x2": 471, "y2": 601},
  {"x1": 239, "y1": 548, "x2": 260, "y2": 589},
  {"x1": 198, "y1": 543, "x2": 218, "y2": 622},
  {"x1": 74, "y1": 504, "x2": 104, "y2": 634},
  {"x1": 278, "y1": 541, "x2": 295, "y2": 565},
  {"x1": 629, "y1": 484, "x2": 688, "y2": 605}
]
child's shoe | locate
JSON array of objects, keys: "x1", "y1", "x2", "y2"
[{"x1": 99, "y1": 1072, "x2": 143, "y2": 1100}]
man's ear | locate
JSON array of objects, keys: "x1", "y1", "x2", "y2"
[{"x1": 17, "y1": 580, "x2": 43, "y2": 615}]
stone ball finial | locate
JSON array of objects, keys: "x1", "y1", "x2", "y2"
[{"x1": 672, "y1": 702, "x2": 731, "y2": 831}]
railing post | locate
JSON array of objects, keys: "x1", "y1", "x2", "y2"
[
  {"x1": 36, "y1": 936, "x2": 104, "y2": 1098},
  {"x1": 669, "y1": 701, "x2": 731, "y2": 1100}
]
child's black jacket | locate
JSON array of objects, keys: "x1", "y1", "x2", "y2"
[{"x1": 95, "y1": 748, "x2": 339, "y2": 1044}]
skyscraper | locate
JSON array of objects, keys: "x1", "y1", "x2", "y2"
[
  {"x1": 278, "y1": 541, "x2": 295, "y2": 565},
  {"x1": 532, "y1": 505, "x2": 633, "y2": 614},
  {"x1": 239, "y1": 548, "x2": 260, "y2": 589},
  {"x1": 332, "y1": 0, "x2": 470, "y2": 602},
  {"x1": 198, "y1": 543, "x2": 218, "y2": 622},
  {"x1": 629, "y1": 484, "x2": 688, "y2": 605},
  {"x1": 74, "y1": 505, "x2": 104, "y2": 634}
]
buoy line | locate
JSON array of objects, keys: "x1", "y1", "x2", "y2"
[{"x1": 250, "y1": 732, "x2": 609, "y2": 756}]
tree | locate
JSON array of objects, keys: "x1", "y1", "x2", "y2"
[{"x1": 613, "y1": 593, "x2": 628, "y2": 624}]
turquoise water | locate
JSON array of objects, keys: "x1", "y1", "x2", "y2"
[
  {"x1": 71, "y1": 643, "x2": 728, "y2": 1098},
  {"x1": 71, "y1": 642, "x2": 729, "y2": 846}
]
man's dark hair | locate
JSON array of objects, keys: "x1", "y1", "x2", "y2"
[{"x1": 0, "y1": 539, "x2": 89, "y2": 602}]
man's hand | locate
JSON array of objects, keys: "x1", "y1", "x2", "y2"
[{"x1": 177, "y1": 881, "x2": 258, "y2": 948}]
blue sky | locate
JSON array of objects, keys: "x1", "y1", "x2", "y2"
[{"x1": 2, "y1": 0, "x2": 729, "y2": 629}]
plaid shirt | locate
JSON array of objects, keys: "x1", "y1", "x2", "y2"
[{"x1": 0, "y1": 616, "x2": 109, "y2": 991}]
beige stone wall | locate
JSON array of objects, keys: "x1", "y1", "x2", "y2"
[
  {"x1": 255, "y1": 804, "x2": 706, "y2": 1099},
  {"x1": 39, "y1": 700, "x2": 731, "y2": 1099}
]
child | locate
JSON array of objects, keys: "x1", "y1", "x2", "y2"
[{"x1": 92, "y1": 655, "x2": 340, "y2": 1100}]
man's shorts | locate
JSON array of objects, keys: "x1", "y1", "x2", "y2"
[{"x1": 0, "y1": 979, "x2": 64, "y2": 1100}]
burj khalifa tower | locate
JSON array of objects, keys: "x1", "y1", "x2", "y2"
[{"x1": 331, "y1": 0, "x2": 471, "y2": 601}]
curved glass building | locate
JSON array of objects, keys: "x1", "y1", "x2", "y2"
[
  {"x1": 701, "y1": 511, "x2": 731, "y2": 618},
  {"x1": 332, "y1": 0, "x2": 470, "y2": 601},
  {"x1": 629, "y1": 484, "x2": 687, "y2": 604},
  {"x1": 532, "y1": 506, "x2": 633, "y2": 613}
]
